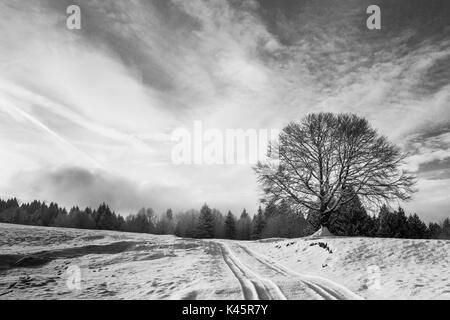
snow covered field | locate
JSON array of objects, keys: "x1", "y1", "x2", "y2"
[
  {"x1": 0, "y1": 223, "x2": 242, "y2": 299},
  {"x1": 0, "y1": 223, "x2": 449, "y2": 300},
  {"x1": 248, "y1": 236, "x2": 450, "y2": 299}
]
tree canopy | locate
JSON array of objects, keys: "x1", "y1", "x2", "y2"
[{"x1": 255, "y1": 112, "x2": 417, "y2": 227}]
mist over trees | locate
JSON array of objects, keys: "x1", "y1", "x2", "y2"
[
  {"x1": 1, "y1": 197, "x2": 449, "y2": 240},
  {"x1": 156, "y1": 209, "x2": 174, "y2": 235}
]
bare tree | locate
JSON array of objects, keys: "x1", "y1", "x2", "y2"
[{"x1": 254, "y1": 113, "x2": 416, "y2": 229}]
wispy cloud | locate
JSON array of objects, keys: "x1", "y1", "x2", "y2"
[{"x1": 0, "y1": 0, "x2": 449, "y2": 220}]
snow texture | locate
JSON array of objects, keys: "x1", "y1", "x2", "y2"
[{"x1": 0, "y1": 223, "x2": 448, "y2": 299}]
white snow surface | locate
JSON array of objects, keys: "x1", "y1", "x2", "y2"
[
  {"x1": 0, "y1": 223, "x2": 449, "y2": 300},
  {"x1": 0, "y1": 223, "x2": 241, "y2": 300},
  {"x1": 247, "y1": 236, "x2": 450, "y2": 299}
]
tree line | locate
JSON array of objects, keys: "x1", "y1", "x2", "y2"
[{"x1": 0, "y1": 197, "x2": 449, "y2": 240}]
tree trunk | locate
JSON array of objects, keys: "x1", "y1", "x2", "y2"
[{"x1": 319, "y1": 210, "x2": 332, "y2": 228}]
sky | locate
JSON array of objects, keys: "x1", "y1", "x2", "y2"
[{"x1": 0, "y1": 0, "x2": 449, "y2": 222}]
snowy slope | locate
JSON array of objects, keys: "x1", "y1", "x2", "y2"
[
  {"x1": 0, "y1": 223, "x2": 242, "y2": 300},
  {"x1": 247, "y1": 236, "x2": 450, "y2": 300}
]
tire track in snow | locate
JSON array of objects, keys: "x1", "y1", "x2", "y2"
[
  {"x1": 217, "y1": 242, "x2": 286, "y2": 300},
  {"x1": 237, "y1": 244, "x2": 364, "y2": 300},
  {"x1": 236, "y1": 245, "x2": 336, "y2": 299}
]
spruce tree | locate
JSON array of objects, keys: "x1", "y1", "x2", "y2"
[
  {"x1": 394, "y1": 207, "x2": 409, "y2": 238},
  {"x1": 96, "y1": 203, "x2": 117, "y2": 230},
  {"x1": 236, "y1": 209, "x2": 252, "y2": 240},
  {"x1": 212, "y1": 209, "x2": 225, "y2": 238},
  {"x1": 441, "y1": 218, "x2": 450, "y2": 239},
  {"x1": 407, "y1": 213, "x2": 427, "y2": 239},
  {"x1": 263, "y1": 201, "x2": 278, "y2": 219},
  {"x1": 224, "y1": 211, "x2": 236, "y2": 239},
  {"x1": 427, "y1": 222, "x2": 442, "y2": 239},
  {"x1": 329, "y1": 191, "x2": 372, "y2": 236},
  {"x1": 377, "y1": 205, "x2": 396, "y2": 237},
  {"x1": 196, "y1": 204, "x2": 215, "y2": 238},
  {"x1": 252, "y1": 206, "x2": 266, "y2": 239}
]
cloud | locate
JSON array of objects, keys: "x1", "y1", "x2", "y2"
[
  {"x1": 6, "y1": 167, "x2": 198, "y2": 215},
  {"x1": 405, "y1": 131, "x2": 450, "y2": 171},
  {"x1": 403, "y1": 178, "x2": 450, "y2": 223},
  {"x1": 0, "y1": 0, "x2": 449, "y2": 221}
]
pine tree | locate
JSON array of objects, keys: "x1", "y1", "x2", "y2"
[
  {"x1": 224, "y1": 211, "x2": 236, "y2": 239},
  {"x1": 441, "y1": 218, "x2": 450, "y2": 239},
  {"x1": 329, "y1": 192, "x2": 372, "y2": 236},
  {"x1": 236, "y1": 209, "x2": 252, "y2": 240},
  {"x1": 96, "y1": 203, "x2": 117, "y2": 230},
  {"x1": 366, "y1": 214, "x2": 378, "y2": 237},
  {"x1": 212, "y1": 209, "x2": 225, "y2": 238},
  {"x1": 6, "y1": 198, "x2": 19, "y2": 210},
  {"x1": 82, "y1": 207, "x2": 96, "y2": 229},
  {"x1": 263, "y1": 201, "x2": 278, "y2": 219},
  {"x1": 427, "y1": 222, "x2": 442, "y2": 239},
  {"x1": 53, "y1": 210, "x2": 70, "y2": 227},
  {"x1": 41, "y1": 202, "x2": 59, "y2": 226},
  {"x1": 394, "y1": 207, "x2": 409, "y2": 238},
  {"x1": 196, "y1": 204, "x2": 215, "y2": 238},
  {"x1": 262, "y1": 202, "x2": 283, "y2": 238},
  {"x1": 117, "y1": 214, "x2": 126, "y2": 231},
  {"x1": 262, "y1": 201, "x2": 309, "y2": 238},
  {"x1": 285, "y1": 210, "x2": 308, "y2": 238},
  {"x1": 407, "y1": 213, "x2": 427, "y2": 239},
  {"x1": 377, "y1": 205, "x2": 396, "y2": 237},
  {"x1": 251, "y1": 206, "x2": 266, "y2": 239}
]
